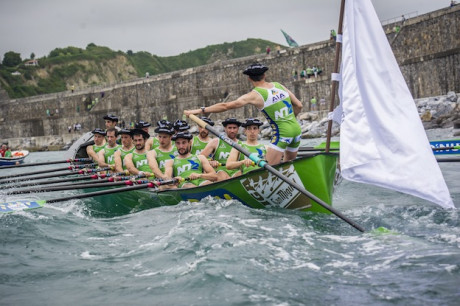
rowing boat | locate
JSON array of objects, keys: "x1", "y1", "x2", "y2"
[
  {"x1": 0, "y1": 150, "x2": 29, "y2": 166},
  {"x1": 79, "y1": 152, "x2": 338, "y2": 216}
]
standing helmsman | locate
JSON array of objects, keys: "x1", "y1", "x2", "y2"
[{"x1": 185, "y1": 62, "x2": 302, "y2": 165}]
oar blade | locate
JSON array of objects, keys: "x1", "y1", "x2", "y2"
[{"x1": 0, "y1": 200, "x2": 46, "y2": 214}]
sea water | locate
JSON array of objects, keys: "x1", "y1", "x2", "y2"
[{"x1": 0, "y1": 133, "x2": 459, "y2": 305}]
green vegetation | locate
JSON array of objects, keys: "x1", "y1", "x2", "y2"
[{"x1": 0, "y1": 39, "x2": 281, "y2": 99}]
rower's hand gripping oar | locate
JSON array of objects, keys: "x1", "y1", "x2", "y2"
[{"x1": 188, "y1": 114, "x2": 366, "y2": 233}]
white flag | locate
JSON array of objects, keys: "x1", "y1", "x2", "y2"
[{"x1": 339, "y1": 0, "x2": 454, "y2": 209}]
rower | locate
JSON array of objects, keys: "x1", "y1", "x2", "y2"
[
  {"x1": 199, "y1": 118, "x2": 242, "y2": 181},
  {"x1": 86, "y1": 128, "x2": 107, "y2": 163},
  {"x1": 164, "y1": 132, "x2": 217, "y2": 188},
  {"x1": 226, "y1": 118, "x2": 266, "y2": 177},
  {"x1": 103, "y1": 114, "x2": 121, "y2": 131},
  {"x1": 123, "y1": 129, "x2": 163, "y2": 178},
  {"x1": 113, "y1": 128, "x2": 135, "y2": 172},
  {"x1": 97, "y1": 128, "x2": 121, "y2": 169},
  {"x1": 149, "y1": 120, "x2": 171, "y2": 150},
  {"x1": 136, "y1": 120, "x2": 154, "y2": 149},
  {"x1": 190, "y1": 116, "x2": 214, "y2": 156},
  {"x1": 146, "y1": 122, "x2": 176, "y2": 177}
]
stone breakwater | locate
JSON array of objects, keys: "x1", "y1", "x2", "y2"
[{"x1": 3, "y1": 92, "x2": 459, "y2": 151}]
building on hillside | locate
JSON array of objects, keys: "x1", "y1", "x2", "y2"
[{"x1": 25, "y1": 59, "x2": 39, "y2": 66}]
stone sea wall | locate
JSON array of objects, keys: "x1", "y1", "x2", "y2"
[{"x1": 0, "y1": 5, "x2": 459, "y2": 150}]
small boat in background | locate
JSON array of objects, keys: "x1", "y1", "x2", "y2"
[{"x1": 0, "y1": 150, "x2": 29, "y2": 166}]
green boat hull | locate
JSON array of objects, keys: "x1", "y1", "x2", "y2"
[{"x1": 84, "y1": 153, "x2": 338, "y2": 216}]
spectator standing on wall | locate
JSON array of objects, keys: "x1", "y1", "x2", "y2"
[
  {"x1": 266, "y1": 46, "x2": 271, "y2": 55},
  {"x1": 310, "y1": 96, "x2": 317, "y2": 111},
  {"x1": 330, "y1": 29, "x2": 337, "y2": 41}
]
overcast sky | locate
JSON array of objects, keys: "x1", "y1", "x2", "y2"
[{"x1": 0, "y1": 0, "x2": 450, "y2": 60}]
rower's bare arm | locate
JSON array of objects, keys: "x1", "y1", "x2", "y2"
[
  {"x1": 199, "y1": 138, "x2": 218, "y2": 160},
  {"x1": 199, "y1": 155, "x2": 218, "y2": 182},
  {"x1": 164, "y1": 159, "x2": 174, "y2": 179},
  {"x1": 124, "y1": 154, "x2": 138, "y2": 175},
  {"x1": 286, "y1": 88, "x2": 303, "y2": 116},
  {"x1": 147, "y1": 150, "x2": 165, "y2": 179},
  {"x1": 113, "y1": 151, "x2": 123, "y2": 172},
  {"x1": 226, "y1": 148, "x2": 242, "y2": 170},
  {"x1": 97, "y1": 150, "x2": 107, "y2": 167},
  {"x1": 184, "y1": 92, "x2": 261, "y2": 116},
  {"x1": 86, "y1": 146, "x2": 99, "y2": 162}
]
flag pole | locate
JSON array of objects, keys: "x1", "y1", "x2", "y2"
[{"x1": 325, "y1": 0, "x2": 346, "y2": 153}]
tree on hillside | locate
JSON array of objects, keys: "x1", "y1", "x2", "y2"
[
  {"x1": 30, "y1": 53, "x2": 35, "y2": 60},
  {"x1": 2, "y1": 51, "x2": 22, "y2": 67},
  {"x1": 127, "y1": 50, "x2": 133, "y2": 56}
]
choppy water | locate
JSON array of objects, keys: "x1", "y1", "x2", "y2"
[{"x1": 1, "y1": 135, "x2": 459, "y2": 305}]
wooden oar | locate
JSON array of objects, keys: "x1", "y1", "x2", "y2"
[
  {"x1": 0, "y1": 167, "x2": 110, "y2": 185},
  {"x1": 0, "y1": 158, "x2": 92, "y2": 170},
  {"x1": 10, "y1": 173, "x2": 149, "y2": 193},
  {"x1": 8, "y1": 180, "x2": 138, "y2": 195},
  {"x1": 0, "y1": 179, "x2": 178, "y2": 214},
  {"x1": 9, "y1": 171, "x2": 129, "y2": 188},
  {"x1": 0, "y1": 163, "x2": 97, "y2": 180},
  {"x1": 189, "y1": 114, "x2": 366, "y2": 233}
]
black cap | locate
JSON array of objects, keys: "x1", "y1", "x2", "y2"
[
  {"x1": 172, "y1": 131, "x2": 193, "y2": 141},
  {"x1": 91, "y1": 128, "x2": 107, "y2": 136},
  {"x1": 242, "y1": 118, "x2": 263, "y2": 127},
  {"x1": 154, "y1": 126, "x2": 175, "y2": 135},
  {"x1": 173, "y1": 119, "x2": 190, "y2": 131},
  {"x1": 157, "y1": 120, "x2": 172, "y2": 128},
  {"x1": 200, "y1": 116, "x2": 215, "y2": 126},
  {"x1": 118, "y1": 128, "x2": 133, "y2": 136},
  {"x1": 131, "y1": 128, "x2": 150, "y2": 139},
  {"x1": 135, "y1": 120, "x2": 151, "y2": 129},
  {"x1": 242, "y1": 63, "x2": 268, "y2": 76},
  {"x1": 222, "y1": 118, "x2": 242, "y2": 127},
  {"x1": 103, "y1": 114, "x2": 119, "y2": 122}
]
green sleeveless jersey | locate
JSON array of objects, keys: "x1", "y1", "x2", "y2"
[
  {"x1": 191, "y1": 135, "x2": 210, "y2": 156},
  {"x1": 150, "y1": 137, "x2": 160, "y2": 150},
  {"x1": 240, "y1": 143, "x2": 266, "y2": 174},
  {"x1": 119, "y1": 146, "x2": 135, "y2": 169},
  {"x1": 213, "y1": 138, "x2": 241, "y2": 164},
  {"x1": 154, "y1": 147, "x2": 177, "y2": 172},
  {"x1": 173, "y1": 155, "x2": 202, "y2": 178},
  {"x1": 131, "y1": 151, "x2": 151, "y2": 173},
  {"x1": 93, "y1": 144, "x2": 106, "y2": 154},
  {"x1": 253, "y1": 82, "x2": 301, "y2": 138},
  {"x1": 103, "y1": 145, "x2": 120, "y2": 165}
]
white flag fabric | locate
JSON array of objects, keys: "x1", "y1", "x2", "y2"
[{"x1": 339, "y1": 0, "x2": 454, "y2": 209}]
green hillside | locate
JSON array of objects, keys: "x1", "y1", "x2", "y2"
[{"x1": 0, "y1": 39, "x2": 280, "y2": 99}]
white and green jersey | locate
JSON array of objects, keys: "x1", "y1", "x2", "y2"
[
  {"x1": 103, "y1": 144, "x2": 120, "y2": 165},
  {"x1": 131, "y1": 151, "x2": 151, "y2": 173},
  {"x1": 154, "y1": 147, "x2": 177, "y2": 172},
  {"x1": 191, "y1": 135, "x2": 210, "y2": 156},
  {"x1": 93, "y1": 144, "x2": 106, "y2": 154},
  {"x1": 119, "y1": 146, "x2": 135, "y2": 169},
  {"x1": 253, "y1": 82, "x2": 301, "y2": 148},
  {"x1": 239, "y1": 143, "x2": 266, "y2": 174}
]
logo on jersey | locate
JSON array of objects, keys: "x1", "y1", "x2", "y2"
[
  {"x1": 136, "y1": 159, "x2": 148, "y2": 168},
  {"x1": 271, "y1": 89, "x2": 286, "y2": 103}
]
